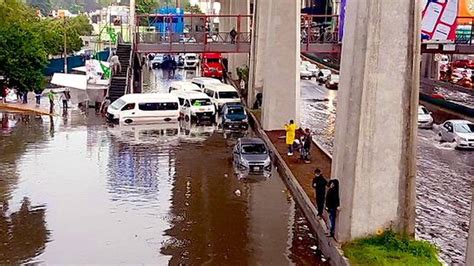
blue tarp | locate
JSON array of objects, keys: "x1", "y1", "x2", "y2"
[{"x1": 44, "y1": 50, "x2": 110, "y2": 76}]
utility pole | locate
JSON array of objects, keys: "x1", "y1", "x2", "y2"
[{"x1": 60, "y1": 11, "x2": 68, "y2": 74}]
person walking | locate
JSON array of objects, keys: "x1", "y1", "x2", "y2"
[
  {"x1": 110, "y1": 53, "x2": 121, "y2": 75},
  {"x1": 1, "y1": 85, "x2": 7, "y2": 103},
  {"x1": 284, "y1": 120, "x2": 297, "y2": 156},
  {"x1": 47, "y1": 90, "x2": 55, "y2": 114},
  {"x1": 230, "y1": 28, "x2": 238, "y2": 44},
  {"x1": 303, "y1": 128, "x2": 312, "y2": 163},
  {"x1": 312, "y1": 169, "x2": 327, "y2": 218},
  {"x1": 35, "y1": 90, "x2": 42, "y2": 106},
  {"x1": 60, "y1": 91, "x2": 69, "y2": 109},
  {"x1": 326, "y1": 179, "x2": 340, "y2": 238}
]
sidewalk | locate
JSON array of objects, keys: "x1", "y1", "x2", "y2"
[{"x1": 0, "y1": 100, "x2": 52, "y2": 116}]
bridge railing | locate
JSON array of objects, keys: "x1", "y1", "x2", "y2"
[{"x1": 136, "y1": 32, "x2": 251, "y2": 44}]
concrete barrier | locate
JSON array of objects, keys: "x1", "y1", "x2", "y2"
[{"x1": 248, "y1": 111, "x2": 349, "y2": 266}]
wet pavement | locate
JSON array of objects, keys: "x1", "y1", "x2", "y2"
[
  {"x1": 0, "y1": 70, "x2": 327, "y2": 264},
  {"x1": 300, "y1": 78, "x2": 474, "y2": 264}
]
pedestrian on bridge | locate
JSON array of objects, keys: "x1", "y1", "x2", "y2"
[
  {"x1": 326, "y1": 179, "x2": 340, "y2": 238},
  {"x1": 312, "y1": 169, "x2": 327, "y2": 218},
  {"x1": 284, "y1": 120, "x2": 297, "y2": 156},
  {"x1": 230, "y1": 28, "x2": 237, "y2": 44}
]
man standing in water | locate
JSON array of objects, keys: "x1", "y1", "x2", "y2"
[
  {"x1": 47, "y1": 90, "x2": 55, "y2": 114},
  {"x1": 312, "y1": 169, "x2": 327, "y2": 218}
]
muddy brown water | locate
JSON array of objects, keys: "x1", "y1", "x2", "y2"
[{"x1": 0, "y1": 111, "x2": 328, "y2": 264}]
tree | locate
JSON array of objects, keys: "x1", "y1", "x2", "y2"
[
  {"x1": 183, "y1": 1, "x2": 203, "y2": 14},
  {"x1": 27, "y1": 0, "x2": 52, "y2": 16},
  {"x1": 0, "y1": 1, "x2": 48, "y2": 92}
]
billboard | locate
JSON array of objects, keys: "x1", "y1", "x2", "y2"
[
  {"x1": 458, "y1": 0, "x2": 474, "y2": 23},
  {"x1": 421, "y1": 0, "x2": 458, "y2": 42}
]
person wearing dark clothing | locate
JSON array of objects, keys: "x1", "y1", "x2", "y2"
[
  {"x1": 312, "y1": 169, "x2": 327, "y2": 218},
  {"x1": 326, "y1": 179, "x2": 340, "y2": 238},
  {"x1": 1, "y1": 85, "x2": 7, "y2": 103},
  {"x1": 35, "y1": 91, "x2": 42, "y2": 106},
  {"x1": 230, "y1": 28, "x2": 238, "y2": 44},
  {"x1": 303, "y1": 128, "x2": 312, "y2": 163}
]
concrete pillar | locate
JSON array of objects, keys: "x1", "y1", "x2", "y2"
[
  {"x1": 248, "y1": 0, "x2": 270, "y2": 106},
  {"x1": 332, "y1": 0, "x2": 420, "y2": 241},
  {"x1": 421, "y1": 54, "x2": 439, "y2": 80},
  {"x1": 466, "y1": 192, "x2": 474, "y2": 264},
  {"x1": 261, "y1": 0, "x2": 301, "y2": 130}
]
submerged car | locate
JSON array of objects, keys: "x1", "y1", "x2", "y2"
[
  {"x1": 233, "y1": 138, "x2": 272, "y2": 173},
  {"x1": 221, "y1": 103, "x2": 248, "y2": 130},
  {"x1": 300, "y1": 65, "x2": 312, "y2": 80},
  {"x1": 438, "y1": 120, "x2": 474, "y2": 149},
  {"x1": 325, "y1": 74, "x2": 340, "y2": 89},
  {"x1": 417, "y1": 105, "x2": 434, "y2": 129}
]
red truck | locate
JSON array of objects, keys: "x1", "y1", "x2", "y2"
[{"x1": 201, "y1": 53, "x2": 224, "y2": 79}]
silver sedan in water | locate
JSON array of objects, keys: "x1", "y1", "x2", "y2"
[{"x1": 233, "y1": 138, "x2": 272, "y2": 174}]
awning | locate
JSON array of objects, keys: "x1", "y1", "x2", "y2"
[{"x1": 51, "y1": 73, "x2": 88, "y2": 90}]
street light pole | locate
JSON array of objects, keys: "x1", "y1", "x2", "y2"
[{"x1": 63, "y1": 15, "x2": 68, "y2": 74}]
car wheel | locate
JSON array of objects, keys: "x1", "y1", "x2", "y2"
[
  {"x1": 185, "y1": 115, "x2": 190, "y2": 122},
  {"x1": 124, "y1": 119, "x2": 133, "y2": 124}
]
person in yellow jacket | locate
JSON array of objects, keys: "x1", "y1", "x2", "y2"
[{"x1": 284, "y1": 120, "x2": 297, "y2": 156}]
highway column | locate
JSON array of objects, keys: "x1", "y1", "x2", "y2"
[
  {"x1": 260, "y1": 0, "x2": 301, "y2": 130},
  {"x1": 332, "y1": 0, "x2": 420, "y2": 241}
]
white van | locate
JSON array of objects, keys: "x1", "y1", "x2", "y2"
[
  {"x1": 106, "y1": 93, "x2": 180, "y2": 125},
  {"x1": 191, "y1": 77, "x2": 222, "y2": 90},
  {"x1": 171, "y1": 90, "x2": 216, "y2": 121},
  {"x1": 184, "y1": 53, "x2": 199, "y2": 68},
  {"x1": 168, "y1": 81, "x2": 202, "y2": 93},
  {"x1": 202, "y1": 83, "x2": 241, "y2": 110}
]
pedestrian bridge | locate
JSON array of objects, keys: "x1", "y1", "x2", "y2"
[{"x1": 134, "y1": 14, "x2": 342, "y2": 54}]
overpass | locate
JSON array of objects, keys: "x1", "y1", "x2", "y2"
[{"x1": 134, "y1": 14, "x2": 341, "y2": 54}]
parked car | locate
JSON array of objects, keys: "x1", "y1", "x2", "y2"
[
  {"x1": 233, "y1": 138, "x2": 272, "y2": 173},
  {"x1": 168, "y1": 81, "x2": 202, "y2": 93},
  {"x1": 418, "y1": 105, "x2": 434, "y2": 129},
  {"x1": 221, "y1": 103, "x2": 248, "y2": 130},
  {"x1": 184, "y1": 53, "x2": 199, "y2": 69},
  {"x1": 151, "y1": 54, "x2": 165, "y2": 69},
  {"x1": 306, "y1": 63, "x2": 320, "y2": 77},
  {"x1": 300, "y1": 65, "x2": 312, "y2": 80},
  {"x1": 438, "y1": 120, "x2": 474, "y2": 149},
  {"x1": 325, "y1": 74, "x2": 340, "y2": 89},
  {"x1": 317, "y1": 69, "x2": 332, "y2": 83},
  {"x1": 451, "y1": 59, "x2": 474, "y2": 69}
]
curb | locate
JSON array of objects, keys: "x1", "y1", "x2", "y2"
[
  {"x1": 248, "y1": 111, "x2": 349, "y2": 266},
  {"x1": 0, "y1": 104, "x2": 52, "y2": 116}
]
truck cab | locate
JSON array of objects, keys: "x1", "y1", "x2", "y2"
[{"x1": 201, "y1": 53, "x2": 224, "y2": 79}]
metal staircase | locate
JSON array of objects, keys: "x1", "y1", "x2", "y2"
[{"x1": 108, "y1": 43, "x2": 132, "y2": 102}]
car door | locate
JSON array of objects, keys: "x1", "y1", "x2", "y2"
[
  {"x1": 441, "y1": 122, "x2": 453, "y2": 141},
  {"x1": 120, "y1": 103, "x2": 136, "y2": 123},
  {"x1": 445, "y1": 122, "x2": 455, "y2": 142},
  {"x1": 233, "y1": 141, "x2": 241, "y2": 164}
]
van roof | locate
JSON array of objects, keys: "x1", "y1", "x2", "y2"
[
  {"x1": 191, "y1": 77, "x2": 222, "y2": 84},
  {"x1": 205, "y1": 83, "x2": 238, "y2": 92},
  {"x1": 171, "y1": 91, "x2": 209, "y2": 99},
  {"x1": 170, "y1": 81, "x2": 200, "y2": 87},
  {"x1": 119, "y1": 93, "x2": 179, "y2": 102}
]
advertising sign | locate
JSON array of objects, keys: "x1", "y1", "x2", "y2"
[
  {"x1": 458, "y1": 0, "x2": 474, "y2": 22},
  {"x1": 338, "y1": 0, "x2": 347, "y2": 42},
  {"x1": 421, "y1": 0, "x2": 458, "y2": 42}
]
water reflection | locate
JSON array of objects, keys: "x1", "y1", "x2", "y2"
[{"x1": 0, "y1": 198, "x2": 48, "y2": 264}]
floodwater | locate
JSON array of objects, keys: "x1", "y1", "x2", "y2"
[
  {"x1": 300, "y1": 79, "x2": 474, "y2": 264},
  {"x1": 0, "y1": 105, "x2": 326, "y2": 263}
]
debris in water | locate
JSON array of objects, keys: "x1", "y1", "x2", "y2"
[{"x1": 234, "y1": 189, "x2": 241, "y2": 197}]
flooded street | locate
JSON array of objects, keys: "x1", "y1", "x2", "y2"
[
  {"x1": 300, "y1": 79, "x2": 474, "y2": 264},
  {"x1": 0, "y1": 69, "x2": 326, "y2": 264}
]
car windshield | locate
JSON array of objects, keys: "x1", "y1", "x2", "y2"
[
  {"x1": 454, "y1": 123, "x2": 474, "y2": 133},
  {"x1": 109, "y1": 99, "x2": 126, "y2": 110},
  {"x1": 418, "y1": 107, "x2": 428, "y2": 115},
  {"x1": 241, "y1": 144, "x2": 267, "y2": 154},
  {"x1": 186, "y1": 56, "x2": 196, "y2": 60},
  {"x1": 219, "y1": 91, "x2": 239, "y2": 99},
  {"x1": 206, "y1": 58, "x2": 220, "y2": 63},
  {"x1": 191, "y1": 98, "x2": 212, "y2": 106},
  {"x1": 228, "y1": 107, "x2": 244, "y2": 114}
]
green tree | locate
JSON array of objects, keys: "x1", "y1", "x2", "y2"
[
  {"x1": 27, "y1": 0, "x2": 52, "y2": 16},
  {"x1": 0, "y1": 0, "x2": 48, "y2": 92}
]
